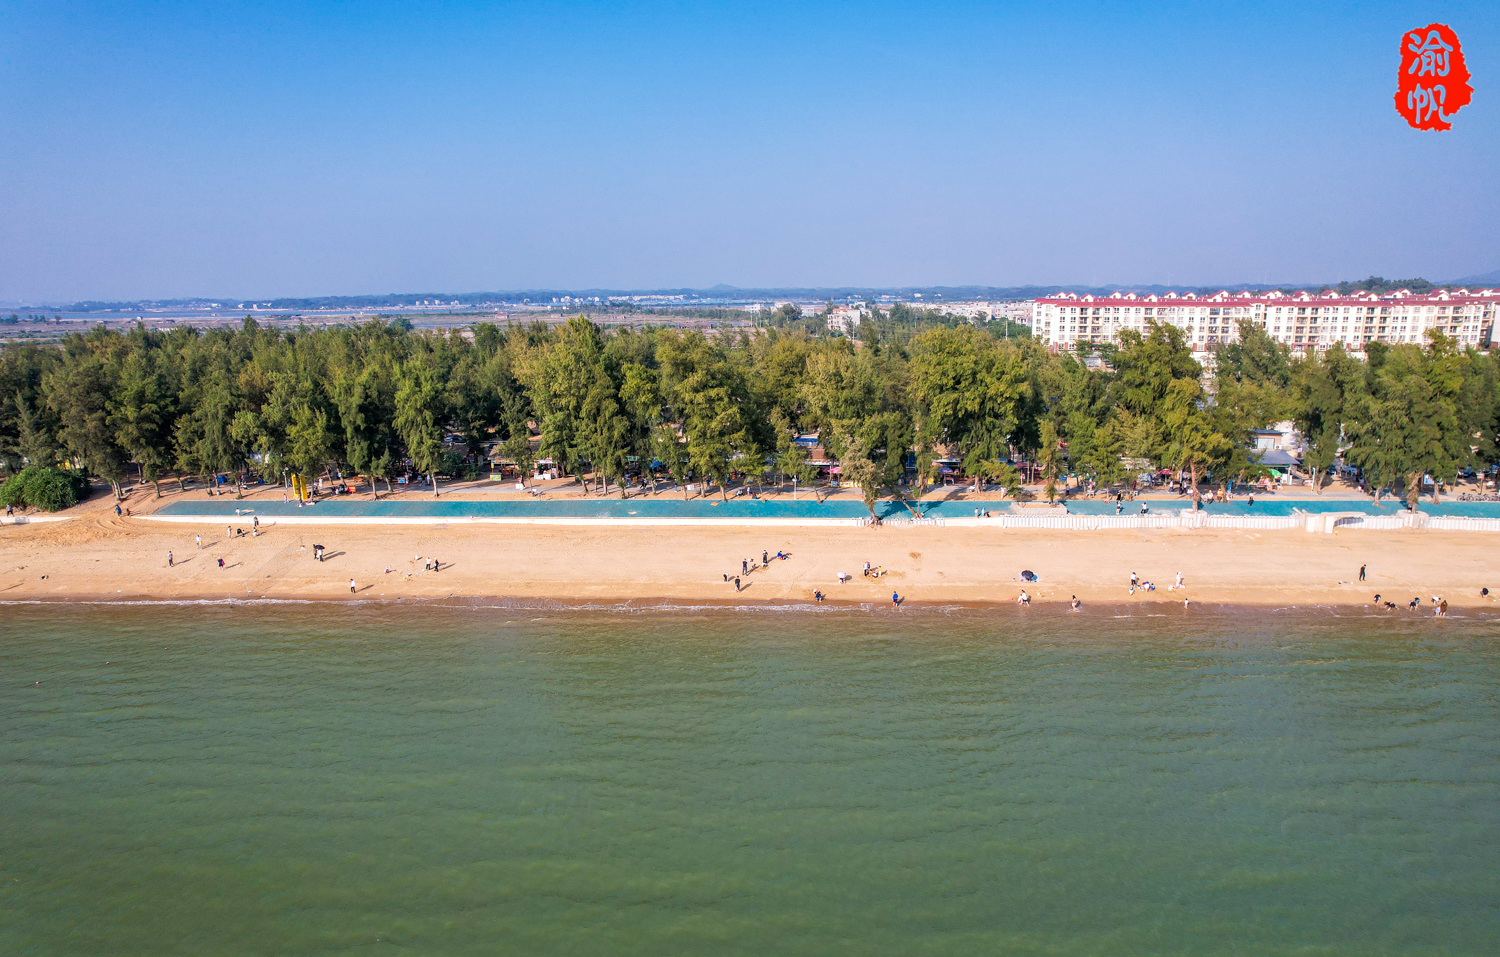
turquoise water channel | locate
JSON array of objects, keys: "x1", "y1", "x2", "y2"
[
  {"x1": 155, "y1": 496, "x2": 1500, "y2": 520},
  {"x1": 2, "y1": 605, "x2": 1497, "y2": 955}
]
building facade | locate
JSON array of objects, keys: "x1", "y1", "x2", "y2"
[{"x1": 1031, "y1": 288, "x2": 1497, "y2": 354}]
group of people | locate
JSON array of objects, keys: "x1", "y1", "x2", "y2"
[
  {"x1": 808, "y1": 587, "x2": 902, "y2": 606},
  {"x1": 1114, "y1": 496, "x2": 1152, "y2": 516},
  {"x1": 725, "y1": 549, "x2": 790, "y2": 592},
  {"x1": 1372, "y1": 593, "x2": 1449, "y2": 616}
]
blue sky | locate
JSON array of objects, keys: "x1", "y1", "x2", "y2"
[{"x1": 1, "y1": 0, "x2": 1495, "y2": 300}]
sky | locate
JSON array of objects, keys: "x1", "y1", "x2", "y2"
[{"x1": 1, "y1": 0, "x2": 1496, "y2": 301}]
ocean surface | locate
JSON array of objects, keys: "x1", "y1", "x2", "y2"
[{"x1": 2, "y1": 604, "x2": 1497, "y2": 955}]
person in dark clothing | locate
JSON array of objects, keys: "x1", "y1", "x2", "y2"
[{"x1": 1359, "y1": 564, "x2": 1366, "y2": 581}]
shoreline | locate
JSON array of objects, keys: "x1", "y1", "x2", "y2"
[{"x1": 3, "y1": 593, "x2": 1494, "y2": 622}]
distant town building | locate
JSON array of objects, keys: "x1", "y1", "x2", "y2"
[
  {"x1": 1030, "y1": 288, "x2": 1497, "y2": 354},
  {"x1": 993, "y1": 301, "x2": 1033, "y2": 323},
  {"x1": 827, "y1": 306, "x2": 867, "y2": 335}
]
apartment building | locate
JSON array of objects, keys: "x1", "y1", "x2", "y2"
[
  {"x1": 827, "y1": 306, "x2": 867, "y2": 335},
  {"x1": 1031, "y1": 288, "x2": 1497, "y2": 354}
]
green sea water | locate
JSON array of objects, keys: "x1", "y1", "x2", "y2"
[{"x1": 2, "y1": 604, "x2": 1497, "y2": 955}]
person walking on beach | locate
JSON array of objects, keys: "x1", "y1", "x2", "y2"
[
  {"x1": 763, "y1": 550, "x2": 769, "y2": 565},
  {"x1": 349, "y1": 578, "x2": 357, "y2": 593},
  {"x1": 195, "y1": 534, "x2": 202, "y2": 549},
  {"x1": 167, "y1": 550, "x2": 174, "y2": 567},
  {"x1": 1359, "y1": 564, "x2": 1366, "y2": 582},
  {"x1": 742, "y1": 559, "x2": 748, "y2": 576},
  {"x1": 1130, "y1": 571, "x2": 1139, "y2": 589},
  {"x1": 1173, "y1": 571, "x2": 1184, "y2": 590},
  {"x1": 892, "y1": 591, "x2": 901, "y2": 609},
  {"x1": 734, "y1": 576, "x2": 741, "y2": 592},
  {"x1": 115, "y1": 503, "x2": 121, "y2": 517},
  {"x1": 217, "y1": 557, "x2": 225, "y2": 568}
]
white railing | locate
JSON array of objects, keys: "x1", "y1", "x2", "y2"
[
  {"x1": 935, "y1": 509, "x2": 1497, "y2": 532},
  {"x1": 986, "y1": 511, "x2": 1297, "y2": 531},
  {"x1": 1427, "y1": 516, "x2": 1500, "y2": 532}
]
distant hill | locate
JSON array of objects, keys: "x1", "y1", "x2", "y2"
[
  {"x1": 44, "y1": 274, "x2": 1497, "y2": 314},
  {"x1": 1449, "y1": 268, "x2": 1500, "y2": 286}
]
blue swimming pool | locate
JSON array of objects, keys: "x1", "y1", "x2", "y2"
[{"x1": 152, "y1": 495, "x2": 1500, "y2": 520}]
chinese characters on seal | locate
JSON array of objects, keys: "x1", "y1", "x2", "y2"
[{"x1": 1396, "y1": 24, "x2": 1471, "y2": 130}]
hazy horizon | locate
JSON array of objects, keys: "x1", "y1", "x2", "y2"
[
  {"x1": 2, "y1": 1, "x2": 1496, "y2": 302},
  {"x1": 13, "y1": 271, "x2": 1500, "y2": 311}
]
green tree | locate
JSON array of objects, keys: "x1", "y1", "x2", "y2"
[
  {"x1": 394, "y1": 357, "x2": 445, "y2": 496},
  {"x1": 1036, "y1": 419, "x2": 1063, "y2": 503}
]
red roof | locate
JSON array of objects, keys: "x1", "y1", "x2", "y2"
[{"x1": 1034, "y1": 289, "x2": 1498, "y2": 308}]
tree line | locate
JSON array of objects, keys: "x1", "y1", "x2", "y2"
[{"x1": 0, "y1": 315, "x2": 1496, "y2": 512}]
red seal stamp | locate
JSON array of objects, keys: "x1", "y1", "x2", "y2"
[{"x1": 1396, "y1": 24, "x2": 1472, "y2": 130}]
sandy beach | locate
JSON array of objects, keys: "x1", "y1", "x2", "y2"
[{"x1": 2, "y1": 481, "x2": 1496, "y2": 611}]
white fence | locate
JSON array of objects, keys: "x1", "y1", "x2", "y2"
[
  {"x1": 915, "y1": 509, "x2": 1498, "y2": 533},
  {"x1": 935, "y1": 510, "x2": 1300, "y2": 531},
  {"x1": 1425, "y1": 516, "x2": 1500, "y2": 532}
]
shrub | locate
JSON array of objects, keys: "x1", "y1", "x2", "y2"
[{"x1": 0, "y1": 466, "x2": 90, "y2": 512}]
